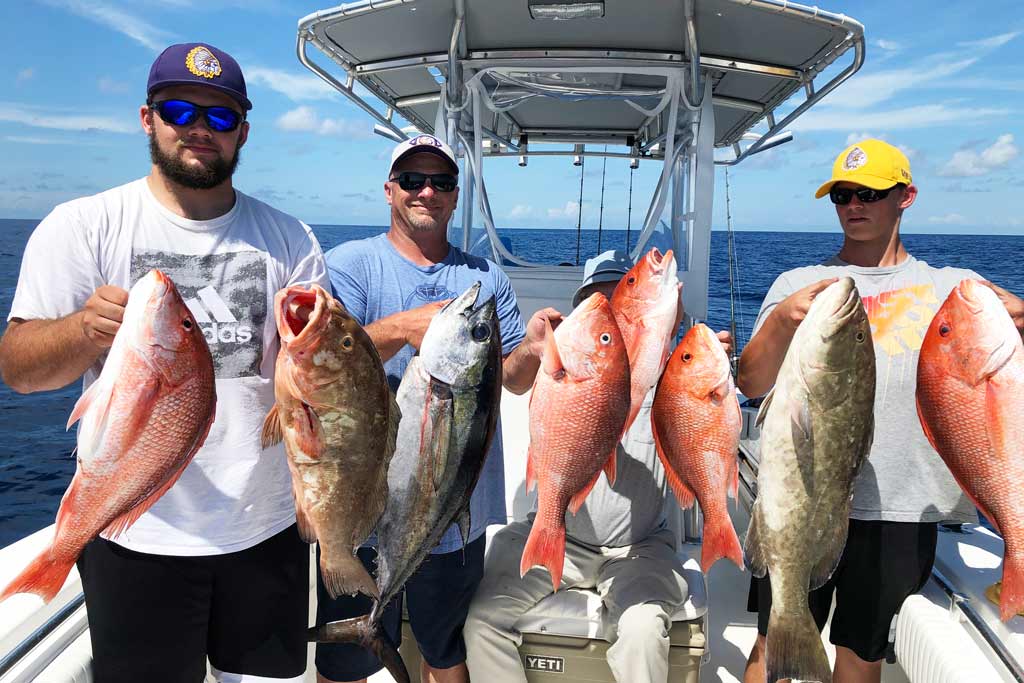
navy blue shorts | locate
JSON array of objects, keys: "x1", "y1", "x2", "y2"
[
  {"x1": 315, "y1": 535, "x2": 486, "y2": 681},
  {"x1": 747, "y1": 519, "x2": 938, "y2": 662},
  {"x1": 77, "y1": 524, "x2": 309, "y2": 683}
]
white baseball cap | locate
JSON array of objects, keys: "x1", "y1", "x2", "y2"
[
  {"x1": 571, "y1": 249, "x2": 634, "y2": 307},
  {"x1": 389, "y1": 134, "x2": 459, "y2": 175}
]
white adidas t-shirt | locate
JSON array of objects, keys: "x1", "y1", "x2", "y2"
[{"x1": 8, "y1": 178, "x2": 329, "y2": 556}]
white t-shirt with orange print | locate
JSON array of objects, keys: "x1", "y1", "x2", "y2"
[{"x1": 752, "y1": 255, "x2": 980, "y2": 523}]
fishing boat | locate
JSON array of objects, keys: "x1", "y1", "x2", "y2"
[{"x1": 0, "y1": 1, "x2": 1020, "y2": 681}]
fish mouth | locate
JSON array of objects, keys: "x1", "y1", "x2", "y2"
[
  {"x1": 954, "y1": 279, "x2": 986, "y2": 315},
  {"x1": 440, "y1": 281, "x2": 481, "y2": 317},
  {"x1": 820, "y1": 278, "x2": 861, "y2": 339},
  {"x1": 276, "y1": 286, "x2": 327, "y2": 346},
  {"x1": 646, "y1": 248, "x2": 677, "y2": 287}
]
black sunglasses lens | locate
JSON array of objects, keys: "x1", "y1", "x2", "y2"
[
  {"x1": 158, "y1": 100, "x2": 197, "y2": 126},
  {"x1": 830, "y1": 188, "x2": 853, "y2": 205},
  {"x1": 432, "y1": 174, "x2": 457, "y2": 192},
  {"x1": 397, "y1": 173, "x2": 427, "y2": 191},
  {"x1": 205, "y1": 107, "x2": 240, "y2": 132}
]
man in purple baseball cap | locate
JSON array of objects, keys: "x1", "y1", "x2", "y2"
[{"x1": 0, "y1": 42, "x2": 328, "y2": 683}]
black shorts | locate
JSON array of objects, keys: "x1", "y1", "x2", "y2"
[
  {"x1": 77, "y1": 524, "x2": 309, "y2": 683},
  {"x1": 747, "y1": 519, "x2": 937, "y2": 662},
  {"x1": 315, "y1": 535, "x2": 485, "y2": 681}
]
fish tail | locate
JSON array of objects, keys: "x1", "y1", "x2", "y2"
[
  {"x1": 999, "y1": 551, "x2": 1024, "y2": 621},
  {"x1": 320, "y1": 553, "x2": 380, "y2": 601},
  {"x1": 0, "y1": 548, "x2": 76, "y2": 604},
  {"x1": 520, "y1": 519, "x2": 566, "y2": 592},
  {"x1": 307, "y1": 616, "x2": 410, "y2": 683},
  {"x1": 700, "y1": 512, "x2": 744, "y2": 573},
  {"x1": 765, "y1": 607, "x2": 831, "y2": 683}
]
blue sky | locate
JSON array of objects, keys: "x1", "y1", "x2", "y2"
[{"x1": 0, "y1": 1, "x2": 1021, "y2": 235}]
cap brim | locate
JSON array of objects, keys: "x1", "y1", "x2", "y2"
[
  {"x1": 148, "y1": 80, "x2": 252, "y2": 110},
  {"x1": 815, "y1": 174, "x2": 901, "y2": 199},
  {"x1": 391, "y1": 147, "x2": 458, "y2": 174},
  {"x1": 571, "y1": 272, "x2": 625, "y2": 307}
]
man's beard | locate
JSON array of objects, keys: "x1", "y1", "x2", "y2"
[{"x1": 148, "y1": 132, "x2": 241, "y2": 190}]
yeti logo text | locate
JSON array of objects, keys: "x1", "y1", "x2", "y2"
[
  {"x1": 186, "y1": 286, "x2": 253, "y2": 345},
  {"x1": 523, "y1": 655, "x2": 564, "y2": 673}
]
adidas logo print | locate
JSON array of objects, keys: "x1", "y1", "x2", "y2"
[{"x1": 185, "y1": 286, "x2": 253, "y2": 345}]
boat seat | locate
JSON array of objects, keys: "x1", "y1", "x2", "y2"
[{"x1": 512, "y1": 556, "x2": 707, "y2": 641}]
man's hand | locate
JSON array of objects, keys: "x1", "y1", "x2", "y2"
[
  {"x1": 772, "y1": 278, "x2": 839, "y2": 331},
  {"x1": 401, "y1": 299, "x2": 451, "y2": 351},
  {"x1": 81, "y1": 285, "x2": 129, "y2": 350},
  {"x1": 980, "y1": 280, "x2": 1024, "y2": 334},
  {"x1": 524, "y1": 307, "x2": 563, "y2": 358},
  {"x1": 715, "y1": 330, "x2": 734, "y2": 359}
]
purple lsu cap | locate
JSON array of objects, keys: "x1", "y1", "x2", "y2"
[
  {"x1": 389, "y1": 134, "x2": 459, "y2": 175},
  {"x1": 147, "y1": 43, "x2": 252, "y2": 111}
]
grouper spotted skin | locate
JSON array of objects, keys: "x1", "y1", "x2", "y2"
[
  {"x1": 309, "y1": 282, "x2": 502, "y2": 683},
  {"x1": 745, "y1": 276, "x2": 875, "y2": 683}
]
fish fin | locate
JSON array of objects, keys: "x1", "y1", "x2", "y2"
[
  {"x1": 730, "y1": 454, "x2": 739, "y2": 501},
  {"x1": 621, "y1": 396, "x2": 642, "y2": 435},
  {"x1": 0, "y1": 547, "x2": 76, "y2": 604},
  {"x1": 700, "y1": 509, "x2": 744, "y2": 573},
  {"x1": 261, "y1": 404, "x2": 283, "y2": 448},
  {"x1": 650, "y1": 417, "x2": 696, "y2": 509},
  {"x1": 295, "y1": 505, "x2": 316, "y2": 544},
  {"x1": 998, "y1": 551, "x2": 1024, "y2": 622},
  {"x1": 709, "y1": 375, "x2": 732, "y2": 403},
  {"x1": 307, "y1": 617, "x2": 411, "y2": 683},
  {"x1": 765, "y1": 606, "x2": 831, "y2": 683},
  {"x1": 457, "y1": 507, "x2": 472, "y2": 548},
  {"x1": 603, "y1": 447, "x2": 617, "y2": 487},
  {"x1": 808, "y1": 520, "x2": 849, "y2": 591},
  {"x1": 291, "y1": 403, "x2": 325, "y2": 460},
  {"x1": 754, "y1": 387, "x2": 775, "y2": 428},
  {"x1": 985, "y1": 375, "x2": 1018, "y2": 467},
  {"x1": 743, "y1": 506, "x2": 768, "y2": 578},
  {"x1": 790, "y1": 399, "x2": 816, "y2": 491},
  {"x1": 915, "y1": 397, "x2": 940, "y2": 453},
  {"x1": 520, "y1": 519, "x2": 566, "y2": 592},
  {"x1": 103, "y1": 459, "x2": 190, "y2": 539},
  {"x1": 568, "y1": 470, "x2": 602, "y2": 515},
  {"x1": 385, "y1": 389, "x2": 401, "y2": 467},
  {"x1": 320, "y1": 553, "x2": 380, "y2": 601},
  {"x1": 541, "y1": 318, "x2": 564, "y2": 377},
  {"x1": 66, "y1": 376, "x2": 106, "y2": 430},
  {"x1": 421, "y1": 379, "x2": 454, "y2": 491},
  {"x1": 525, "y1": 446, "x2": 537, "y2": 494}
]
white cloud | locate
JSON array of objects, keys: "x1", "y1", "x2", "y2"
[
  {"x1": 508, "y1": 204, "x2": 533, "y2": 220},
  {"x1": 98, "y1": 76, "x2": 130, "y2": 95},
  {"x1": 247, "y1": 67, "x2": 337, "y2": 102},
  {"x1": 276, "y1": 106, "x2": 368, "y2": 137},
  {"x1": 822, "y1": 58, "x2": 978, "y2": 110},
  {"x1": 3, "y1": 135, "x2": 108, "y2": 146},
  {"x1": 957, "y1": 31, "x2": 1020, "y2": 50},
  {"x1": 928, "y1": 213, "x2": 969, "y2": 225},
  {"x1": 547, "y1": 201, "x2": 580, "y2": 219},
  {"x1": 874, "y1": 39, "x2": 902, "y2": 52},
  {"x1": 939, "y1": 134, "x2": 1019, "y2": 177},
  {"x1": 16, "y1": 68, "x2": 35, "y2": 85},
  {"x1": 793, "y1": 104, "x2": 1009, "y2": 132},
  {"x1": 40, "y1": 0, "x2": 175, "y2": 51},
  {"x1": 846, "y1": 132, "x2": 882, "y2": 146},
  {"x1": 0, "y1": 103, "x2": 136, "y2": 134}
]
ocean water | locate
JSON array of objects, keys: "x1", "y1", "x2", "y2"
[{"x1": 0, "y1": 217, "x2": 1020, "y2": 547}]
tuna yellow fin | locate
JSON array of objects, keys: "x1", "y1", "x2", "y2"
[
  {"x1": 541, "y1": 318, "x2": 564, "y2": 378},
  {"x1": 261, "y1": 404, "x2": 283, "y2": 448},
  {"x1": 421, "y1": 379, "x2": 454, "y2": 491}
]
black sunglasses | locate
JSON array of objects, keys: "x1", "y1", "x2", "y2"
[
  {"x1": 150, "y1": 99, "x2": 243, "y2": 133},
  {"x1": 829, "y1": 185, "x2": 896, "y2": 205},
  {"x1": 389, "y1": 171, "x2": 458, "y2": 193}
]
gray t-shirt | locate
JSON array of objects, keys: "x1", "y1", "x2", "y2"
[
  {"x1": 532, "y1": 392, "x2": 670, "y2": 549},
  {"x1": 752, "y1": 255, "x2": 979, "y2": 523}
]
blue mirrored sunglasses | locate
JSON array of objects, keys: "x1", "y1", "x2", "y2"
[{"x1": 150, "y1": 99, "x2": 243, "y2": 133}]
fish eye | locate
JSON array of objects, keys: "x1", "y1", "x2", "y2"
[
  {"x1": 627, "y1": 276, "x2": 636, "y2": 285},
  {"x1": 938, "y1": 323, "x2": 951, "y2": 337},
  {"x1": 855, "y1": 331, "x2": 865, "y2": 343},
  {"x1": 182, "y1": 318, "x2": 193, "y2": 330},
  {"x1": 471, "y1": 323, "x2": 491, "y2": 342},
  {"x1": 341, "y1": 335, "x2": 354, "y2": 350},
  {"x1": 599, "y1": 333, "x2": 612, "y2": 344},
  {"x1": 682, "y1": 352, "x2": 692, "y2": 362}
]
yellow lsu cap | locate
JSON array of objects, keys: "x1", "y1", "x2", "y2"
[{"x1": 815, "y1": 139, "x2": 912, "y2": 199}]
